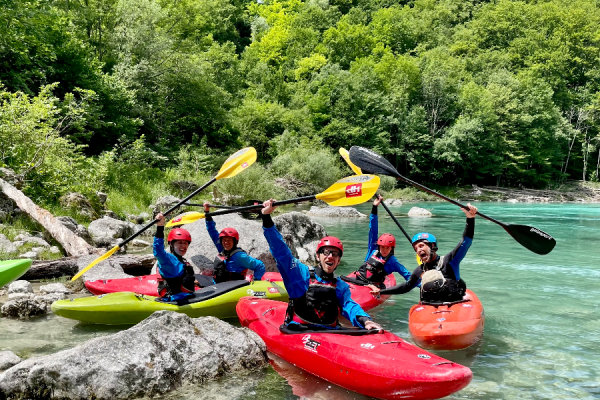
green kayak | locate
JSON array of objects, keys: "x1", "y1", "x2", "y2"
[
  {"x1": 0, "y1": 259, "x2": 32, "y2": 288},
  {"x1": 52, "y1": 279, "x2": 288, "y2": 325}
]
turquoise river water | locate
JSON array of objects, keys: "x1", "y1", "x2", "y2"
[{"x1": 1, "y1": 202, "x2": 599, "y2": 399}]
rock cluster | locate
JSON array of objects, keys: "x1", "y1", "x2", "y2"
[
  {"x1": 306, "y1": 205, "x2": 367, "y2": 217},
  {"x1": 0, "y1": 311, "x2": 267, "y2": 399},
  {"x1": 408, "y1": 207, "x2": 433, "y2": 217},
  {"x1": 0, "y1": 280, "x2": 69, "y2": 319}
]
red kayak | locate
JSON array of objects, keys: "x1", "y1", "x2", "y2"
[
  {"x1": 237, "y1": 297, "x2": 472, "y2": 400},
  {"x1": 263, "y1": 270, "x2": 395, "y2": 312},
  {"x1": 408, "y1": 289, "x2": 485, "y2": 351}
]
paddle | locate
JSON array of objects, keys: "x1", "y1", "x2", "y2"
[
  {"x1": 71, "y1": 147, "x2": 258, "y2": 281},
  {"x1": 348, "y1": 146, "x2": 556, "y2": 255},
  {"x1": 166, "y1": 174, "x2": 381, "y2": 226}
]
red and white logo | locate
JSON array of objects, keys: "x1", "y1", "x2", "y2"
[
  {"x1": 241, "y1": 162, "x2": 249, "y2": 168},
  {"x1": 268, "y1": 287, "x2": 279, "y2": 294},
  {"x1": 173, "y1": 217, "x2": 182, "y2": 222},
  {"x1": 345, "y1": 183, "x2": 362, "y2": 197}
]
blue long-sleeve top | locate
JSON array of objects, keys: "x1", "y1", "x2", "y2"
[
  {"x1": 206, "y1": 219, "x2": 266, "y2": 280},
  {"x1": 261, "y1": 216, "x2": 370, "y2": 328},
  {"x1": 153, "y1": 227, "x2": 187, "y2": 279},
  {"x1": 366, "y1": 207, "x2": 411, "y2": 282}
]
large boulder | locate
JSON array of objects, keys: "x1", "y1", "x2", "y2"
[
  {"x1": 88, "y1": 216, "x2": 136, "y2": 247},
  {"x1": 0, "y1": 312, "x2": 267, "y2": 399},
  {"x1": 180, "y1": 212, "x2": 327, "y2": 274},
  {"x1": 74, "y1": 254, "x2": 133, "y2": 282},
  {"x1": 149, "y1": 195, "x2": 181, "y2": 216},
  {"x1": 0, "y1": 292, "x2": 65, "y2": 319},
  {"x1": 408, "y1": 207, "x2": 433, "y2": 217},
  {"x1": 7, "y1": 280, "x2": 33, "y2": 294},
  {"x1": 306, "y1": 205, "x2": 366, "y2": 218},
  {"x1": 56, "y1": 216, "x2": 94, "y2": 245},
  {"x1": 59, "y1": 192, "x2": 98, "y2": 219}
]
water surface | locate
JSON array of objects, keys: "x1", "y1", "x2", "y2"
[{"x1": 1, "y1": 202, "x2": 599, "y2": 399}]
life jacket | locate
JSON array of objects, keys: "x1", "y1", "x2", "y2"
[
  {"x1": 285, "y1": 268, "x2": 340, "y2": 327},
  {"x1": 356, "y1": 252, "x2": 389, "y2": 286},
  {"x1": 420, "y1": 256, "x2": 466, "y2": 302},
  {"x1": 213, "y1": 248, "x2": 248, "y2": 283},
  {"x1": 157, "y1": 257, "x2": 196, "y2": 297}
]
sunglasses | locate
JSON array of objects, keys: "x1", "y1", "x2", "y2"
[{"x1": 319, "y1": 249, "x2": 341, "y2": 258}]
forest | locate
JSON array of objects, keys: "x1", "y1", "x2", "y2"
[{"x1": 2, "y1": 0, "x2": 600, "y2": 212}]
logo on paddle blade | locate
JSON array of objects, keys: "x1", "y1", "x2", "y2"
[
  {"x1": 302, "y1": 334, "x2": 321, "y2": 353},
  {"x1": 345, "y1": 183, "x2": 362, "y2": 197},
  {"x1": 241, "y1": 162, "x2": 249, "y2": 168},
  {"x1": 173, "y1": 217, "x2": 182, "y2": 222}
]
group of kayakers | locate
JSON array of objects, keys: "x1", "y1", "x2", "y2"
[{"x1": 153, "y1": 195, "x2": 478, "y2": 331}]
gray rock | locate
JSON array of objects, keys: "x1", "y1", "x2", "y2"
[
  {"x1": 0, "y1": 233, "x2": 17, "y2": 254},
  {"x1": 306, "y1": 205, "x2": 366, "y2": 218},
  {"x1": 74, "y1": 254, "x2": 132, "y2": 282},
  {"x1": 131, "y1": 239, "x2": 151, "y2": 248},
  {"x1": 0, "y1": 351, "x2": 21, "y2": 372},
  {"x1": 11, "y1": 240, "x2": 24, "y2": 248},
  {"x1": 178, "y1": 211, "x2": 327, "y2": 274},
  {"x1": 103, "y1": 210, "x2": 120, "y2": 219},
  {"x1": 49, "y1": 246, "x2": 61, "y2": 254},
  {"x1": 31, "y1": 246, "x2": 46, "y2": 253},
  {"x1": 8, "y1": 280, "x2": 33, "y2": 294},
  {"x1": 13, "y1": 235, "x2": 50, "y2": 247},
  {"x1": 408, "y1": 207, "x2": 433, "y2": 217},
  {"x1": 0, "y1": 312, "x2": 267, "y2": 399},
  {"x1": 0, "y1": 168, "x2": 22, "y2": 188},
  {"x1": 97, "y1": 191, "x2": 108, "y2": 205},
  {"x1": 1, "y1": 296, "x2": 48, "y2": 318},
  {"x1": 88, "y1": 216, "x2": 136, "y2": 247},
  {"x1": 127, "y1": 214, "x2": 144, "y2": 224},
  {"x1": 151, "y1": 195, "x2": 181, "y2": 215},
  {"x1": 59, "y1": 192, "x2": 98, "y2": 219},
  {"x1": 18, "y1": 251, "x2": 38, "y2": 260},
  {"x1": 507, "y1": 198, "x2": 518, "y2": 203},
  {"x1": 8, "y1": 293, "x2": 35, "y2": 301},
  {"x1": 39, "y1": 283, "x2": 70, "y2": 295},
  {"x1": 139, "y1": 212, "x2": 150, "y2": 220},
  {"x1": 386, "y1": 199, "x2": 403, "y2": 206},
  {"x1": 56, "y1": 216, "x2": 94, "y2": 245}
]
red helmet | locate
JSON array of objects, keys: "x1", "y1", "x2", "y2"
[
  {"x1": 316, "y1": 236, "x2": 344, "y2": 256},
  {"x1": 167, "y1": 228, "x2": 192, "y2": 244},
  {"x1": 219, "y1": 227, "x2": 239, "y2": 242},
  {"x1": 377, "y1": 233, "x2": 396, "y2": 248}
]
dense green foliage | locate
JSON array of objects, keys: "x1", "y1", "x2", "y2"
[{"x1": 2, "y1": 0, "x2": 600, "y2": 210}]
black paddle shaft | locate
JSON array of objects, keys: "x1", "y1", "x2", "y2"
[
  {"x1": 205, "y1": 195, "x2": 316, "y2": 218},
  {"x1": 379, "y1": 199, "x2": 413, "y2": 245},
  {"x1": 120, "y1": 177, "x2": 216, "y2": 247},
  {"x1": 349, "y1": 146, "x2": 556, "y2": 255}
]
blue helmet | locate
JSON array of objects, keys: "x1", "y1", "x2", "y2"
[{"x1": 412, "y1": 232, "x2": 438, "y2": 251}]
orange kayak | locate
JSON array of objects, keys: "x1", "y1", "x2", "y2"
[{"x1": 408, "y1": 289, "x2": 485, "y2": 351}]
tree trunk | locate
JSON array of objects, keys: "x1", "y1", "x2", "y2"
[{"x1": 0, "y1": 178, "x2": 96, "y2": 257}]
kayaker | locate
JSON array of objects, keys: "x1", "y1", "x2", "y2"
[
  {"x1": 368, "y1": 204, "x2": 478, "y2": 303},
  {"x1": 260, "y1": 199, "x2": 381, "y2": 331},
  {"x1": 203, "y1": 202, "x2": 266, "y2": 282},
  {"x1": 349, "y1": 195, "x2": 411, "y2": 288},
  {"x1": 154, "y1": 213, "x2": 196, "y2": 301}
]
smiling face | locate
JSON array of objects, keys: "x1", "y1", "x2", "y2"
[
  {"x1": 379, "y1": 245, "x2": 392, "y2": 258},
  {"x1": 221, "y1": 237, "x2": 235, "y2": 251},
  {"x1": 317, "y1": 246, "x2": 342, "y2": 274},
  {"x1": 414, "y1": 241, "x2": 435, "y2": 264},
  {"x1": 172, "y1": 240, "x2": 189, "y2": 257}
]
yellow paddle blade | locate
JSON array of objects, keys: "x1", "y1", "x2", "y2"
[
  {"x1": 71, "y1": 245, "x2": 120, "y2": 281},
  {"x1": 316, "y1": 174, "x2": 380, "y2": 207},
  {"x1": 215, "y1": 147, "x2": 257, "y2": 180},
  {"x1": 166, "y1": 212, "x2": 206, "y2": 227},
  {"x1": 416, "y1": 253, "x2": 422, "y2": 265},
  {"x1": 339, "y1": 148, "x2": 362, "y2": 175}
]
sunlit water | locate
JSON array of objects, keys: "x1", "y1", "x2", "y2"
[{"x1": 1, "y1": 202, "x2": 599, "y2": 399}]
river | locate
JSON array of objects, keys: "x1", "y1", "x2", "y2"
[{"x1": 1, "y1": 202, "x2": 599, "y2": 399}]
